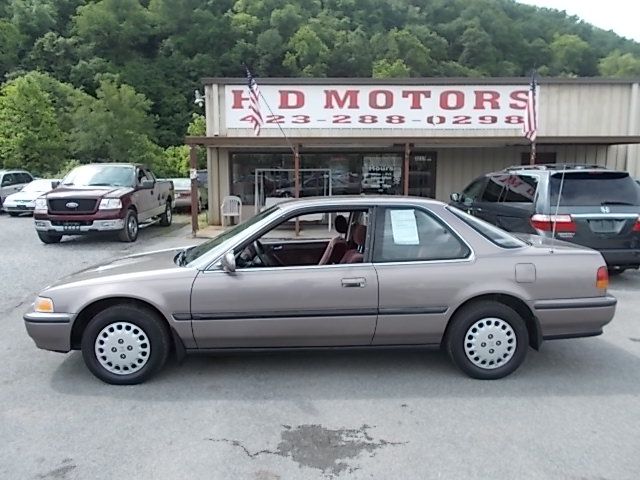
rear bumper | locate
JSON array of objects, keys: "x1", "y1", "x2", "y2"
[
  {"x1": 534, "y1": 295, "x2": 616, "y2": 340},
  {"x1": 23, "y1": 312, "x2": 73, "y2": 352},
  {"x1": 598, "y1": 249, "x2": 640, "y2": 268},
  {"x1": 34, "y1": 218, "x2": 125, "y2": 233}
]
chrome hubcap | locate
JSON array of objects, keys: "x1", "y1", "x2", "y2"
[
  {"x1": 128, "y1": 217, "x2": 137, "y2": 236},
  {"x1": 464, "y1": 317, "x2": 516, "y2": 369},
  {"x1": 94, "y1": 322, "x2": 150, "y2": 375},
  {"x1": 166, "y1": 206, "x2": 172, "y2": 222}
]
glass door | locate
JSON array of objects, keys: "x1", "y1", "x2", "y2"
[{"x1": 408, "y1": 152, "x2": 437, "y2": 198}]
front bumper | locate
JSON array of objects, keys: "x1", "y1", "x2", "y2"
[
  {"x1": 3, "y1": 202, "x2": 35, "y2": 213},
  {"x1": 534, "y1": 295, "x2": 617, "y2": 340},
  {"x1": 23, "y1": 312, "x2": 74, "y2": 352},
  {"x1": 34, "y1": 218, "x2": 125, "y2": 233}
]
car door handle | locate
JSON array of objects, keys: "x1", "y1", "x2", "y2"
[
  {"x1": 272, "y1": 245, "x2": 283, "y2": 251},
  {"x1": 341, "y1": 277, "x2": 366, "y2": 288}
]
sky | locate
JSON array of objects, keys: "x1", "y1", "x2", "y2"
[{"x1": 516, "y1": 0, "x2": 640, "y2": 42}]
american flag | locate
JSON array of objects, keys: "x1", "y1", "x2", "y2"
[
  {"x1": 246, "y1": 68, "x2": 263, "y2": 136},
  {"x1": 523, "y1": 75, "x2": 538, "y2": 142}
]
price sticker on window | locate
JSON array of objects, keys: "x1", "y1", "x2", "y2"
[{"x1": 390, "y1": 210, "x2": 419, "y2": 245}]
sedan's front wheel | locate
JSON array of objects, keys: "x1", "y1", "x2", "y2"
[
  {"x1": 81, "y1": 304, "x2": 170, "y2": 385},
  {"x1": 446, "y1": 301, "x2": 528, "y2": 380}
]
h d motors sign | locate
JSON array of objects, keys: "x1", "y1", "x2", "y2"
[{"x1": 225, "y1": 84, "x2": 533, "y2": 131}]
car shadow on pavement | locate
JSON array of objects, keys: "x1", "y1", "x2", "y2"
[{"x1": 49, "y1": 336, "x2": 640, "y2": 400}]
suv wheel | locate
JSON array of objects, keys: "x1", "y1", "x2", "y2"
[
  {"x1": 118, "y1": 209, "x2": 138, "y2": 242},
  {"x1": 159, "y1": 201, "x2": 172, "y2": 226},
  {"x1": 37, "y1": 231, "x2": 62, "y2": 244},
  {"x1": 81, "y1": 304, "x2": 170, "y2": 385},
  {"x1": 446, "y1": 301, "x2": 528, "y2": 380}
]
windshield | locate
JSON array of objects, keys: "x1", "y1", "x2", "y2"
[
  {"x1": 550, "y1": 171, "x2": 640, "y2": 206},
  {"x1": 62, "y1": 165, "x2": 135, "y2": 187},
  {"x1": 22, "y1": 179, "x2": 57, "y2": 193},
  {"x1": 183, "y1": 206, "x2": 279, "y2": 264},
  {"x1": 449, "y1": 206, "x2": 526, "y2": 249},
  {"x1": 172, "y1": 178, "x2": 191, "y2": 189}
]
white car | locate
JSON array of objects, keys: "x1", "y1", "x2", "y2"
[{"x1": 3, "y1": 179, "x2": 59, "y2": 216}]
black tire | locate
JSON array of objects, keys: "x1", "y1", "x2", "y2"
[
  {"x1": 81, "y1": 304, "x2": 171, "y2": 385},
  {"x1": 37, "y1": 231, "x2": 62, "y2": 244},
  {"x1": 159, "y1": 201, "x2": 172, "y2": 226},
  {"x1": 8, "y1": 212, "x2": 20, "y2": 217},
  {"x1": 118, "y1": 209, "x2": 138, "y2": 242},
  {"x1": 445, "y1": 301, "x2": 528, "y2": 380}
]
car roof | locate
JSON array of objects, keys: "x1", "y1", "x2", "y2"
[
  {"x1": 274, "y1": 195, "x2": 445, "y2": 212},
  {"x1": 0, "y1": 169, "x2": 30, "y2": 174},
  {"x1": 490, "y1": 164, "x2": 628, "y2": 176}
]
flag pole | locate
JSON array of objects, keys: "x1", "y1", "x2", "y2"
[{"x1": 528, "y1": 70, "x2": 538, "y2": 165}]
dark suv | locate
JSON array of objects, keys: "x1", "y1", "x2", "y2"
[{"x1": 450, "y1": 164, "x2": 640, "y2": 274}]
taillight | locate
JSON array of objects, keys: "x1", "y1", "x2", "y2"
[
  {"x1": 530, "y1": 214, "x2": 576, "y2": 233},
  {"x1": 633, "y1": 218, "x2": 640, "y2": 232},
  {"x1": 596, "y1": 266, "x2": 609, "y2": 290}
]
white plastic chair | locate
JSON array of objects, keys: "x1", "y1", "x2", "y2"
[{"x1": 220, "y1": 195, "x2": 242, "y2": 226}]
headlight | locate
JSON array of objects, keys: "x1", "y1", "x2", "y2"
[
  {"x1": 34, "y1": 197, "x2": 47, "y2": 213},
  {"x1": 98, "y1": 198, "x2": 122, "y2": 210},
  {"x1": 34, "y1": 297, "x2": 54, "y2": 313}
]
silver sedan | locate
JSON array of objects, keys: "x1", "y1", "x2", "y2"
[{"x1": 24, "y1": 197, "x2": 616, "y2": 384}]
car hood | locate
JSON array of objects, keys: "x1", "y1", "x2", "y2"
[
  {"x1": 5, "y1": 190, "x2": 42, "y2": 202},
  {"x1": 47, "y1": 247, "x2": 190, "y2": 289},
  {"x1": 46, "y1": 186, "x2": 134, "y2": 199}
]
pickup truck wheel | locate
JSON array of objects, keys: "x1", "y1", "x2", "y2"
[
  {"x1": 37, "y1": 231, "x2": 62, "y2": 244},
  {"x1": 118, "y1": 209, "x2": 138, "y2": 242},
  {"x1": 446, "y1": 301, "x2": 528, "y2": 380},
  {"x1": 159, "y1": 201, "x2": 172, "y2": 226},
  {"x1": 81, "y1": 304, "x2": 170, "y2": 385}
]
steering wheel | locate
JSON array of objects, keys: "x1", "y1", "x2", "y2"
[{"x1": 252, "y1": 240, "x2": 283, "y2": 267}]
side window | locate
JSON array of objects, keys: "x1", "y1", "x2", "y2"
[
  {"x1": 2, "y1": 173, "x2": 15, "y2": 186},
  {"x1": 136, "y1": 168, "x2": 151, "y2": 185},
  {"x1": 480, "y1": 176, "x2": 506, "y2": 203},
  {"x1": 19, "y1": 173, "x2": 33, "y2": 184},
  {"x1": 500, "y1": 175, "x2": 537, "y2": 203},
  {"x1": 235, "y1": 209, "x2": 370, "y2": 269},
  {"x1": 461, "y1": 178, "x2": 486, "y2": 203},
  {"x1": 374, "y1": 208, "x2": 470, "y2": 263}
]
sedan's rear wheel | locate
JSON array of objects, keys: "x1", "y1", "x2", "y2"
[
  {"x1": 446, "y1": 301, "x2": 528, "y2": 380},
  {"x1": 81, "y1": 304, "x2": 170, "y2": 385}
]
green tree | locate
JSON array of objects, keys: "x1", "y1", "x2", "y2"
[
  {"x1": 0, "y1": 74, "x2": 67, "y2": 175},
  {"x1": 599, "y1": 50, "x2": 640, "y2": 76},
  {"x1": 71, "y1": 78, "x2": 159, "y2": 163},
  {"x1": 0, "y1": 20, "x2": 20, "y2": 77},
  {"x1": 372, "y1": 58, "x2": 410, "y2": 78},
  {"x1": 549, "y1": 33, "x2": 591, "y2": 76}
]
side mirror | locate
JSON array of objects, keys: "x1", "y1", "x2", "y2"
[
  {"x1": 51, "y1": 181, "x2": 60, "y2": 189},
  {"x1": 141, "y1": 179, "x2": 155, "y2": 189},
  {"x1": 450, "y1": 192, "x2": 460, "y2": 202},
  {"x1": 221, "y1": 251, "x2": 236, "y2": 273}
]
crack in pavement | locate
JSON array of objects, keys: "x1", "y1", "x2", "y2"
[{"x1": 207, "y1": 424, "x2": 406, "y2": 478}]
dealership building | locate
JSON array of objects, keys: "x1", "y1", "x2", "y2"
[{"x1": 186, "y1": 77, "x2": 640, "y2": 225}]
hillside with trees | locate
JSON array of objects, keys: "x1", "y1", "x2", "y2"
[{"x1": 1, "y1": 0, "x2": 639, "y2": 177}]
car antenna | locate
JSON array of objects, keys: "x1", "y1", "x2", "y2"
[{"x1": 550, "y1": 164, "x2": 567, "y2": 254}]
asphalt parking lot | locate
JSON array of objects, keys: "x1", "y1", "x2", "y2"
[{"x1": 1, "y1": 213, "x2": 639, "y2": 480}]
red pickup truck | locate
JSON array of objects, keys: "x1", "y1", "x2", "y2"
[{"x1": 34, "y1": 163, "x2": 174, "y2": 243}]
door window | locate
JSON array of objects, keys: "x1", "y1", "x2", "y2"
[
  {"x1": 461, "y1": 178, "x2": 487, "y2": 204},
  {"x1": 1, "y1": 173, "x2": 15, "y2": 186},
  {"x1": 235, "y1": 209, "x2": 370, "y2": 268},
  {"x1": 373, "y1": 208, "x2": 470, "y2": 262}
]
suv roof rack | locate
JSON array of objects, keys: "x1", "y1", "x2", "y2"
[{"x1": 503, "y1": 163, "x2": 610, "y2": 171}]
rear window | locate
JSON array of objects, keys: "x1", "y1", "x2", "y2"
[
  {"x1": 550, "y1": 171, "x2": 640, "y2": 206},
  {"x1": 448, "y1": 207, "x2": 526, "y2": 249}
]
